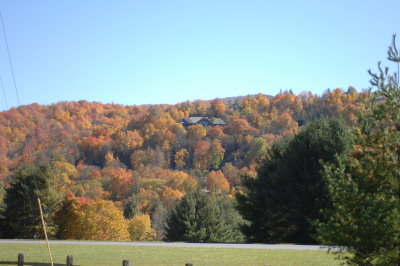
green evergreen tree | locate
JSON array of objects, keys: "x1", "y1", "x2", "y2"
[
  {"x1": 123, "y1": 197, "x2": 141, "y2": 219},
  {"x1": 1, "y1": 163, "x2": 64, "y2": 238},
  {"x1": 216, "y1": 197, "x2": 247, "y2": 243},
  {"x1": 314, "y1": 35, "x2": 400, "y2": 265},
  {"x1": 166, "y1": 191, "x2": 244, "y2": 242},
  {"x1": 237, "y1": 117, "x2": 352, "y2": 243}
]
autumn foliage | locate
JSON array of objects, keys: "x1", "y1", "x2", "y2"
[
  {"x1": 56, "y1": 194, "x2": 130, "y2": 241},
  {"x1": 0, "y1": 89, "x2": 369, "y2": 240}
]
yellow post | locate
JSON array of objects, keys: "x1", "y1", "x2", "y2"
[{"x1": 38, "y1": 198, "x2": 54, "y2": 266}]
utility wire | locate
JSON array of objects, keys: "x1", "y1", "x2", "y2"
[
  {"x1": 0, "y1": 9, "x2": 20, "y2": 106},
  {"x1": 0, "y1": 73, "x2": 8, "y2": 109}
]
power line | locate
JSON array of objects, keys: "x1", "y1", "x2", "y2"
[
  {"x1": 0, "y1": 73, "x2": 8, "y2": 109},
  {"x1": 0, "y1": 9, "x2": 20, "y2": 106}
]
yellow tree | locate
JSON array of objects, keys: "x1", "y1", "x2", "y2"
[
  {"x1": 114, "y1": 130, "x2": 143, "y2": 150},
  {"x1": 52, "y1": 161, "x2": 79, "y2": 180},
  {"x1": 206, "y1": 170, "x2": 230, "y2": 195},
  {"x1": 160, "y1": 186, "x2": 184, "y2": 208},
  {"x1": 187, "y1": 124, "x2": 206, "y2": 140},
  {"x1": 55, "y1": 196, "x2": 130, "y2": 241},
  {"x1": 127, "y1": 214, "x2": 156, "y2": 241},
  {"x1": 210, "y1": 99, "x2": 226, "y2": 117},
  {"x1": 55, "y1": 193, "x2": 90, "y2": 240},
  {"x1": 193, "y1": 100, "x2": 209, "y2": 116},
  {"x1": 174, "y1": 148, "x2": 188, "y2": 169},
  {"x1": 166, "y1": 171, "x2": 198, "y2": 193},
  {"x1": 50, "y1": 161, "x2": 78, "y2": 192},
  {"x1": 82, "y1": 200, "x2": 130, "y2": 241}
]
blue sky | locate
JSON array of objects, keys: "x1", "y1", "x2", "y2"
[{"x1": 0, "y1": 0, "x2": 399, "y2": 111}]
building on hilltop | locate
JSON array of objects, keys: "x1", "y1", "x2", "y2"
[{"x1": 179, "y1": 117, "x2": 226, "y2": 127}]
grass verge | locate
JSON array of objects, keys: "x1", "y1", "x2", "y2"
[{"x1": 0, "y1": 243, "x2": 345, "y2": 266}]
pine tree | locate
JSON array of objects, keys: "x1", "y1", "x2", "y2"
[
  {"x1": 314, "y1": 35, "x2": 400, "y2": 265},
  {"x1": 165, "y1": 191, "x2": 244, "y2": 242},
  {"x1": 123, "y1": 197, "x2": 141, "y2": 219},
  {"x1": 1, "y1": 163, "x2": 64, "y2": 238},
  {"x1": 237, "y1": 117, "x2": 352, "y2": 243}
]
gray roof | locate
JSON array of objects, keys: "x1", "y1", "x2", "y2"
[
  {"x1": 209, "y1": 117, "x2": 226, "y2": 125},
  {"x1": 179, "y1": 116, "x2": 226, "y2": 126},
  {"x1": 188, "y1": 117, "x2": 204, "y2": 123}
]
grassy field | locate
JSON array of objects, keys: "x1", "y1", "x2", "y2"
[{"x1": 0, "y1": 243, "x2": 345, "y2": 266}]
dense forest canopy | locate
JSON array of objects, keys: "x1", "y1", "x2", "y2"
[
  {"x1": 0, "y1": 89, "x2": 367, "y2": 182},
  {"x1": 0, "y1": 88, "x2": 370, "y2": 240}
]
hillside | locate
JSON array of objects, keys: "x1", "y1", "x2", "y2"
[{"x1": 0, "y1": 88, "x2": 368, "y2": 239}]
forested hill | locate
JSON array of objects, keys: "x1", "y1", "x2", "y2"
[
  {"x1": 0, "y1": 88, "x2": 371, "y2": 240},
  {"x1": 0, "y1": 89, "x2": 367, "y2": 190}
]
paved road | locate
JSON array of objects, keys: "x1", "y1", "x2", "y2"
[{"x1": 0, "y1": 240, "x2": 339, "y2": 251}]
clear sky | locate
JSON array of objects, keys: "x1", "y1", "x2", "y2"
[{"x1": 0, "y1": 0, "x2": 399, "y2": 111}]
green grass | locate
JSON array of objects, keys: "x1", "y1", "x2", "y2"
[{"x1": 0, "y1": 243, "x2": 345, "y2": 266}]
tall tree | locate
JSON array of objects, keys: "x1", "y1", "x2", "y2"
[
  {"x1": 210, "y1": 99, "x2": 226, "y2": 117},
  {"x1": 314, "y1": 35, "x2": 400, "y2": 265},
  {"x1": 209, "y1": 139, "x2": 225, "y2": 170},
  {"x1": 127, "y1": 214, "x2": 156, "y2": 241},
  {"x1": 1, "y1": 163, "x2": 64, "y2": 238},
  {"x1": 56, "y1": 196, "x2": 130, "y2": 241},
  {"x1": 55, "y1": 193, "x2": 92, "y2": 239},
  {"x1": 237, "y1": 117, "x2": 352, "y2": 243},
  {"x1": 165, "y1": 191, "x2": 244, "y2": 242}
]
